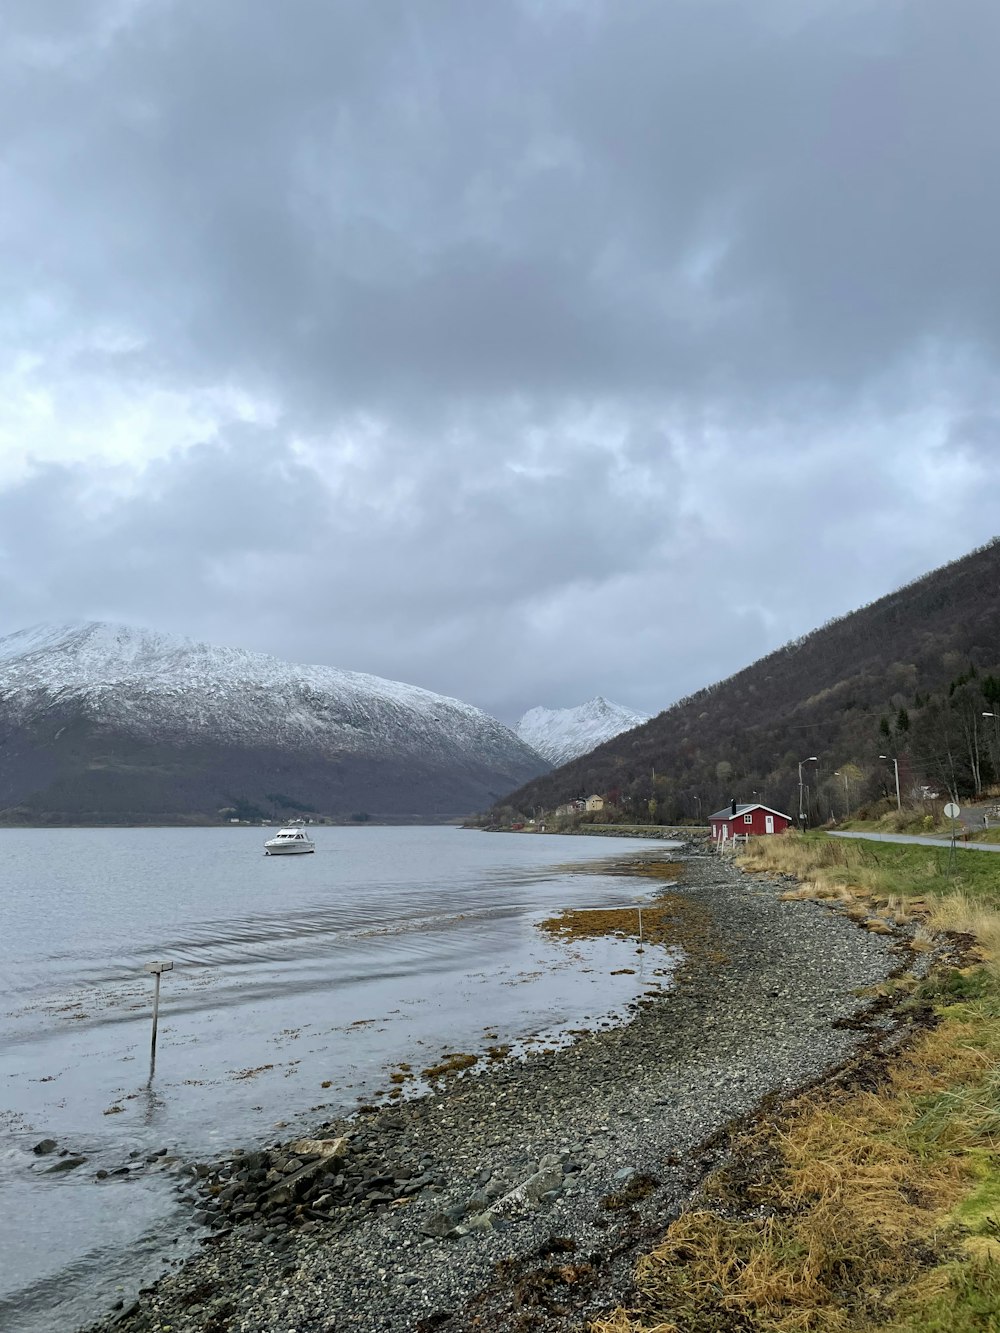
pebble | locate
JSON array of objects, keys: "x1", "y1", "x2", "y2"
[{"x1": 44, "y1": 1155, "x2": 87, "y2": 1173}]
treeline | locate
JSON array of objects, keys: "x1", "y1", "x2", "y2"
[{"x1": 498, "y1": 538, "x2": 1000, "y2": 824}]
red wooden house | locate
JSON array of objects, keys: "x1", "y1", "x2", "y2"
[{"x1": 709, "y1": 800, "x2": 792, "y2": 841}]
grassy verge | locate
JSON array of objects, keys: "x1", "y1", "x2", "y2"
[
  {"x1": 841, "y1": 811, "x2": 956, "y2": 837},
  {"x1": 742, "y1": 830, "x2": 1000, "y2": 903},
  {"x1": 590, "y1": 834, "x2": 1000, "y2": 1332},
  {"x1": 839, "y1": 811, "x2": 1000, "y2": 844},
  {"x1": 839, "y1": 814, "x2": 1000, "y2": 845}
]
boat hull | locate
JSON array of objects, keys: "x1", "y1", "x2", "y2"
[{"x1": 263, "y1": 843, "x2": 315, "y2": 855}]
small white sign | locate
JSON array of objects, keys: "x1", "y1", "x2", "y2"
[
  {"x1": 944, "y1": 802, "x2": 961, "y2": 820},
  {"x1": 144, "y1": 961, "x2": 174, "y2": 974}
]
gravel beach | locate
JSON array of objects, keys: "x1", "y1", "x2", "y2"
[{"x1": 84, "y1": 841, "x2": 908, "y2": 1333}]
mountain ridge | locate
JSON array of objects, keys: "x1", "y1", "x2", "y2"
[
  {"x1": 0, "y1": 622, "x2": 549, "y2": 823},
  {"x1": 499, "y1": 539, "x2": 1000, "y2": 824}
]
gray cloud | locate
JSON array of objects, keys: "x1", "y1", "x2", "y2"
[{"x1": 2, "y1": 1, "x2": 999, "y2": 723}]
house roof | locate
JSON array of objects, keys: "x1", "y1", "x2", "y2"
[{"x1": 708, "y1": 802, "x2": 792, "y2": 822}]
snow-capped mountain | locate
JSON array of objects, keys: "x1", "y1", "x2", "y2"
[
  {"x1": 0, "y1": 623, "x2": 549, "y2": 822},
  {"x1": 515, "y1": 697, "x2": 649, "y2": 768}
]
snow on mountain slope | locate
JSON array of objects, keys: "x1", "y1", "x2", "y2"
[
  {"x1": 0, "y1": 622, "x2": 537, "y2": 764},
  {"x1": 515, "y1": 697, "x2": 649, "y2": 768}
]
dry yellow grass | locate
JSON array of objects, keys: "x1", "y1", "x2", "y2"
[
  {"x1": 590, "y1": 836, "x2": 1000, "y2": 1333},
  {"x1": 740, "y1": 834, "x2": 848, "y2": 880},
  {"x1": 744, "y1": 836, "x2": 1000, "y2": 965},
  {"x1": 591, "y1": 1018, "x2": 986, "y2": 1333},
  {"x1": 926, "y1": 892, "x2": 1000, "y2": 972}
]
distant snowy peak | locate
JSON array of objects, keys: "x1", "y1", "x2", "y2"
[
  {"x1": 0, "y1": 621, "x2": 540, "y2": 769},
  {"x1": 515, "y1": 697, "x2": 649, "y2": 767}
]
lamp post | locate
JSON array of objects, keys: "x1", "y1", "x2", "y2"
[
  {"x1": 798, "y1": 756, "x2": 818, "y2": 829},
  {"x1": 834, "y1": 770, "x2": 850, "y2": 820},
  {"x1": 879, "y1": 754, "x2": 901, "y2": 811}
]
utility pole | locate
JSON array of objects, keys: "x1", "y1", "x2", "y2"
[
  {"x1": 834, "y1": 770, "x2": 850, "y2": 820},
  {"x1": 798, "y1": 756, "x2": 818, "y2": 829}
]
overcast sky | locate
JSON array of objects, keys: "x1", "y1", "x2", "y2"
[{"x1": 2, "y1": 1, "x2": 999, "y2": 723}]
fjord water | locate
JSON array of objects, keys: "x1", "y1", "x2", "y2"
[{"x1": 0, "y1": 825, "x2": 676, "y2": 1332}]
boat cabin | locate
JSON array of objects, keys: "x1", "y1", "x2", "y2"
[{"x1": 273, "y1": 827, "x2": 311, "y2": 843}]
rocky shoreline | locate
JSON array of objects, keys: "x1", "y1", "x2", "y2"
[{"x1": 85, "y1": 843, "x2": 914, "y2": 1333}]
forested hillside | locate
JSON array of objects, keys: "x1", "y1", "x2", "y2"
[{"x1": 499, "y1": 539, "x2": 1000, "y2": 825}]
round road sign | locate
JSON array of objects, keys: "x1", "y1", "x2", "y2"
[{"x1": 944, "y1": 802, "x2": 961, "y2": 820}]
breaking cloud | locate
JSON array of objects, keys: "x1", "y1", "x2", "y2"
[{"x1": 2, "y1": 1, "x2": 999, "y2": 720}]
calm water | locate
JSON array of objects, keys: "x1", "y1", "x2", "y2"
[{"x1": 0, "y1": 825, "x2": 677, "y2": 1331}]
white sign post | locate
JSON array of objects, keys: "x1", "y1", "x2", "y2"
[
  {"x1": 144, "y1": 961, "x2": 173, "y2": 1077},
  {"x1": 944, "y1": 802, "x2": 961, "y2": 874}
]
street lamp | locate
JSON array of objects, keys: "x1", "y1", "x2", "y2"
[
  {"x1": 879, "y1": 754, "x2": 901, "y2": 811},
  {"x1": 834, "y1": 770, "x2": 850, "y2": 820},
  {"x1": 798, "y1": 756, "x2": 818, "y2": 829}
]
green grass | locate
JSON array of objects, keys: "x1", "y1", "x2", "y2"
[
  {"x1": 887, "y1": 1258, "x2": 1000, "y2": 1332},
  {"x1": 805, "y1": 833, "x2": 1000, "y2": 903},
  {"x1": 954, "y1": 1167, "x2": 1000, "y2": 1235},
  {"x1": 917, "y1": 969, "x2": 999, "y2": 1005}
]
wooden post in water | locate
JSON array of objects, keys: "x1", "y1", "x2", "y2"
[
  {"x1": 636, "y1": 905, "x2": 644, "y2": 951},
  {"x1": 145, "y1": 960, "x2": 173, "y2": 1077}
]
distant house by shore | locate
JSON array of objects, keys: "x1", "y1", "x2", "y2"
[
  {"x1": 709, "y1": 801, "x2": 791, "y2": 841},
  {"x1": 551, "y1": 794, "x2": 605, "y2": 817}
]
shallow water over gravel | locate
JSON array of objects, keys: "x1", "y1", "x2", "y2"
[{"x1": 0, "y1": 825, "x2": 675, "y2": 1332}]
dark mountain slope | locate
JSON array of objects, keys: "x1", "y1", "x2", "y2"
[{"x1": 501, "y1": 539, "x2": 1000, "y2": 823}]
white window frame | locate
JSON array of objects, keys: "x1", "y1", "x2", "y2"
[{"x1": 743, "y1": 813, "x2": 753, "y2": 824}]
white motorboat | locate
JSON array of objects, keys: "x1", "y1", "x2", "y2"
[{"x1": 264, "y1": 826, "x2": 316, "y2": 855}]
